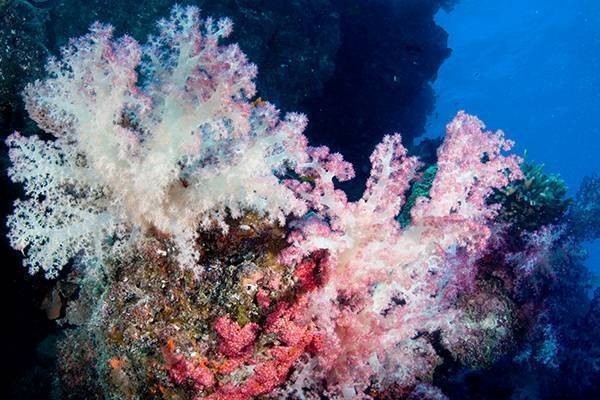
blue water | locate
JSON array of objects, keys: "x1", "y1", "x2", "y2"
[{"x1": 428, "y1": 0, "x2": 600, "y2": 276}]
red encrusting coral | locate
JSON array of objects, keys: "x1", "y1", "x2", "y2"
[
  {"x1": 163, "y1": 339, "x2": 216, "y2": 391},
  {"x1": 162, "y1": 250, "x2": 331, "y2": 399},
  {"x1": 207, "y1": 308, "x2": 317, "y2": 400},
  {"x1": 293, "y1": 248, "x2": 330, "y2": 292},
  {"x1": 214, "y1": 317, "x2": 259, "y2": 359}
]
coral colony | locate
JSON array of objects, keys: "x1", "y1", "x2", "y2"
[{"x1": 5, "y1": 6, "x2": 579, "y2": 400}]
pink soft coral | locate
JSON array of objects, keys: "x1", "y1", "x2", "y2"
[{"x1": 279, "y1": 112, "x2": 523, "y2": 397}]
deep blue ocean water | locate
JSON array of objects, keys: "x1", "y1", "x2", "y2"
[{"x1": 428, "y1": 0, "x2": 600, "y2": 278}]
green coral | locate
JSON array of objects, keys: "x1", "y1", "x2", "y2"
[
  {"x1": 397, "y1": 162, "x2": 568, "y2": 233},
  {"x1": 492, "y1": 163, "x2": 569, "y2": 232},
  {"x1": 397, "y1": 164, "x2": 437, "y2": 227}
]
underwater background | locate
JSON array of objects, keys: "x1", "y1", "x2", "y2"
[{"x1": 0, "y1": 0, "x2": 598, "y2": 399}]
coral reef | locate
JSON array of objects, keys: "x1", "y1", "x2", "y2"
[
  {"x1": 46, "y1": 104, "x2": 526, "y2": 398},
  {"x1": 5, "y1": 4, "x2": 597, "y2": 400},
  {"x1": 2, "y1": 1, "x2": 457, "y2": 395}
]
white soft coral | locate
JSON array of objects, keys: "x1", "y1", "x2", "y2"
[{"x1": 7, "y1": 6, "x2": 309, "y2": 277}]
